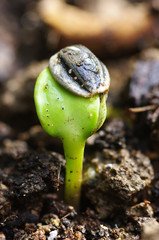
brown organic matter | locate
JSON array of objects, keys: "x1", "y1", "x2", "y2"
[{"x1": 38, "y1": 0, "x2": 153, "y2": 56}]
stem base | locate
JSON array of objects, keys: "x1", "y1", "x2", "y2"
[{"x1": 63, "y1": 140, "x2": 85, "y2": 209}]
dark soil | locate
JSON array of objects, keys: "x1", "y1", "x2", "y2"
[
  {"x1": 0, "y1": 0, "x2": 159, "y2": 239},
  {"x1": 0, "y1": 117, "x2": 158, "y2": 240}
]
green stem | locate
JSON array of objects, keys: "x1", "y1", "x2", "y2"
[{"x1": 63, "y1": 138, "x2": 85, "y2": 209}]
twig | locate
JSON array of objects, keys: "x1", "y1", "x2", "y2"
[{"x1": 129, "y1": 105, "x2": 156, "y2": 113}]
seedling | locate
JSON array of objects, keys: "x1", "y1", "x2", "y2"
[{"x1": 34, "y1": 45, "x2": 110, "y2": 208}]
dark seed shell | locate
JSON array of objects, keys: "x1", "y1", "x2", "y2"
[{"x1": 49, "y1": 45, "x2": 110, "y2": 97}]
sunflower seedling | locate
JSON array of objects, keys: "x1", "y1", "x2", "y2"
[{"x1": 34, "y1": 45, "x2": 110, "y2": 208}]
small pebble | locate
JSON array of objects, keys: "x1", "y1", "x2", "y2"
[{"x1": 48, "y1": 230, "x2": 58, "y2": 240}]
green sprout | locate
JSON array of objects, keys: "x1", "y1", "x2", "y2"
[{"x1": 34, "y1": 45, "x2": 110, "y2": 208}]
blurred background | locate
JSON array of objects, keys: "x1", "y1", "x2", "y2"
[{"x1": 0, "y1": 0, "x2": 159, "y2": 132}]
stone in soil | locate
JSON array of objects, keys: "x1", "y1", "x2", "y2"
[{"x1": 84, "y1": 119, "x2": 154, "y2": 219}]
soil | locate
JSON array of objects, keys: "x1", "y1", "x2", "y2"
[{"x1": 0, "y1": 0, "x2": 159, "y2": 239}]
